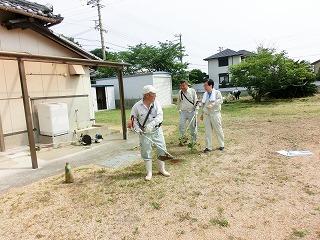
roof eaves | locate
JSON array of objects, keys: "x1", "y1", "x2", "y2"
[
  {"x1": 311, "y1": 59, "x2": 320, "y2": 65},
  {"x1": 0, "y1": 1, "x2": 63, "y2": 25},
  {"x1": 204, "y1": 53, "x2": 241, "y2": 61}
]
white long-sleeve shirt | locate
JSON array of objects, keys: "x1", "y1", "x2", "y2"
[
  {"x1": 131, "y1": 99, "x2": 163, "y2": 131},
  {"x1": 201, "y1": 89, "x2": 223, "y2": 114},
  {"x1": 177, "y1": 87, "x2": 198, "y2": 112}
]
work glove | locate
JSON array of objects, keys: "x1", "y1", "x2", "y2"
[
  {"x1": 207, "y1": 101, "x2": 215, "y2": 109},
  {"x1": 134, "y1": 127, "x2": 143, "y2": 135},
  {"x1": 194, "y1": 105, "x2": 200, "y2": 114},
  {"x1": 144, "y1": 124, "x2": 153, "y2": 134}
]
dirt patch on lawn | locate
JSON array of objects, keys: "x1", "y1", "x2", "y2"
[{"x1": 0, "y1": 100, "x2": 320, "y2": 240}]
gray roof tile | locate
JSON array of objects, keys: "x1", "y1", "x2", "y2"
[
  {"x1": 204, "y1": 48, "x2": 252, "y2": 61},
  {"x1": 0, "y1": 0, "x2": 63, "y2": 24}
]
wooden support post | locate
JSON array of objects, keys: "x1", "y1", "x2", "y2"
[
  {"x1": 0, "y1": 115, "x2": 5, "y2": 152},
  {"x1": 117, "y1": 69, "x2": 127, "y2": 140},
  {"x1": 17, "y1": 59, "x2": 38, "y2": 169}
]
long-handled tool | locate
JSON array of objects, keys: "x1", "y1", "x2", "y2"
[
  {"x1": 183, "y1": 111, "x2": 198, "y2": 135},
  {"x1": 129, "y1": 115, "x2": 174, "y2": 159},
  {"x1": 182, "y1": 101, "x2": 200, "y2": 140},
  {"x1": 131, "y1": 128, "x2": 175, "y2": 159}
]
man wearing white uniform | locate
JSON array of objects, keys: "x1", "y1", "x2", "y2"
[
  {"x1": 177, "y1": 80, "x2": 198, "y2": 146},
  {"x1": 130, "y1": 85, "x2": 171, "y2": 181},
  {"x1": 200, "y1": 79, "x2": 225, "y2": 153}
]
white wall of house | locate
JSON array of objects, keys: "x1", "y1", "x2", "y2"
[
  {"x1": 314, "y1": 62, "x2": 320, "y2": 73},
  {"x1": 207, "y1": 55, "x2": 242, "y2": 88},
  {"x1": 100, "y1": 74, "x2": 152, "y2": 100},
  {"x1": 0, "y1": 25, "x2": 93, "y2": 148},
  {"x1": 96, "y1": 72, "x2": 172, "y2": 107},
  {"x1": 208, "y1": 59, "x2": 222, "y2": 89}
]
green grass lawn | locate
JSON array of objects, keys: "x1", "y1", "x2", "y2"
[{"x1": 95, "y1": 94, "x2": 320, "y2": 127}]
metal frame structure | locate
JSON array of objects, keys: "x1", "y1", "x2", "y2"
[{"x1": 0, "y1": 51, "x2": 130, "y2": 169}]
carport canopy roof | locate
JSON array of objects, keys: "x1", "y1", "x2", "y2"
[{"x1": 0, "y1": 51, "x2": 130, "y2": 68}]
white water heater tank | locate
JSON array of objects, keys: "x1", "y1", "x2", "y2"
[{"x1": 37, "y1": 103, "x2": 69, "y2": 136}]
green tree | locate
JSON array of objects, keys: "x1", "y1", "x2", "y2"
[
  {"x1": 188, "y1": 69, "x2": 208, "y2": 84},
  {"x1": 230, "y1": 48, "x2": 316, "y2": 101},
  {"x1": 90, "y1": 41, "x2": 188, "y2": 87},
  {"x1": 90, "y1": 50, "x2": 120, "y2": 79}
]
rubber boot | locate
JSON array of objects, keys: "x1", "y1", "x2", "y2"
[
  {"x1": 157, "y1": 160, "x2": 170, "y2": 177},
  {"x1": 145, "y1": 160, "x2": 152, "y2": 181}
]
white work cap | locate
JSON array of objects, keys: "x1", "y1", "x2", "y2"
[{"x1": 142, "y1": 85, "x2": 157, "y2": 95}]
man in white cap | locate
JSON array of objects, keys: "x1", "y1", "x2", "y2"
[
  {"x1": 130, "y1": 85, "x2": 172, "y2": 181},
  {"x1": 177, "y1": 80, "x2": 198, "y2": 146},
  {"x1": 200, "y1": 79, "x2": 225, "y2": 153}
]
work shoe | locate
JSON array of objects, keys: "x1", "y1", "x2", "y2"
[
  {"x1": 218, "y1": 147, "x2": 224, "y2": 151},
  {"x1": 178, "y1": 142, "x2": 184, "y2": 147},
  {"x1": 158, "y1": 153, "x2": 174, "y2": 161},
  {"x1": 145, "y1": 160, "x2": 152, "y2": 181},
  {"x1": 203, "y1": 148, "x2": 212, "y2": 153},
  {"x1": 157, "y1": 160, "x2": 170, "y2": 177}
]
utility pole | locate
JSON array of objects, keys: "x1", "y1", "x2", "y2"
[
  {"x1": 87, "y1": 0, "x2": 106, "y2": 60},
  {"x1": 175, "y1": 33, "x2": 183, "y2": 63}
]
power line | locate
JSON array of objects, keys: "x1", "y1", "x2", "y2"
[
  {"x1": 72, "y1": 28, "x2": 95, "y2": 37},
  {"x1": 59, "y1": 21, "x2": 94, "y2": 28},
  {"x1": 73, "y1": 37, "x2": 129, "y2": 50},
  {"x1": 81, "y1": 44, "x2": 122, "y2": 52}
]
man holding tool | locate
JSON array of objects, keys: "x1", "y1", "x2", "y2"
[
  {"x1": 177, "y1": 80, "x2": 199, "y2": 146},
  {"x1": 200, "y1": 79, "x2": 225, "y2": 153},
  {"x1": 129, "y1": 85, "x2": 172, "y2": 181}
]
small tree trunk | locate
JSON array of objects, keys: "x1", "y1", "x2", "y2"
[
  {"x1": 254, "y1": 94, "x2": 262, "y2": 102},
  {"x1": 253, "y1": 89, "x2": 263, "y2": 102}
]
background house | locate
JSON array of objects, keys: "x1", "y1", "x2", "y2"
[
  {"x1": 311, "y1": 59, "x2": 320, "y2": 88},
  {"x1": 0, "y1": 0, "x2": 103, "y2": 150},
  {"x1": 204, "y1": 49, "x2": 252, "y2": 89},
  {"x1": 312, "y1": 59, "x2": 320, "y2": 74},
  {"x1": 94, "y1": 72, "x2": 172, "y2": 108}
]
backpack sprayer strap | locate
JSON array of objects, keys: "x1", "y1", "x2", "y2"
[{"x1": 181, "y1": 91, "x2": 195, "y2": 106}]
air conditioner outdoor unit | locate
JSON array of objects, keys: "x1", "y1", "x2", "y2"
[{"x1": 37, "y1": 103, "x2": 69, "y2": 136}]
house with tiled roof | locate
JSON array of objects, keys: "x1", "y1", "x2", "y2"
[
  {"x1": 204, "y1": 48, "x2": 252, "y2": 88},
  {"x1": 0, "y1": 0, "x2": 126, "y2": 153},
  {"x1": 0, "y1": 0, "x2": 62, "y2": 26}
]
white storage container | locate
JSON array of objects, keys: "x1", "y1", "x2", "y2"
[{"x1": 37, "y1": 103, "x2": 69, "y2": 136}]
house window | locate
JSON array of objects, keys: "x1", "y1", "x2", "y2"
[
  {"x1": 219, "y1": 73, "x2": 229, "y2": 84},
  {"x1": 218, "y1": 57, "x2": 228, "y2": 67}
]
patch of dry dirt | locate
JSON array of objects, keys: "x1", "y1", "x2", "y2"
[{"x1": 0, "y1": 101, "x2": 320, "y2": 240}]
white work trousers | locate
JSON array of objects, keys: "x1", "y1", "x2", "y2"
[
  {"x1": 204, "y1": 112, "x2": 224, "y2": 150},
  {"x1": 139, "y1": 127, "x2": 167, "y2": 161},
  {"x1": 179, "y1": 110, "x2": 197, "y2": 142}
]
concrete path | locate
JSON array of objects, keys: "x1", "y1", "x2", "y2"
[{"x1": 0, "y1": 133, "x2": 140, "y2": 194}]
